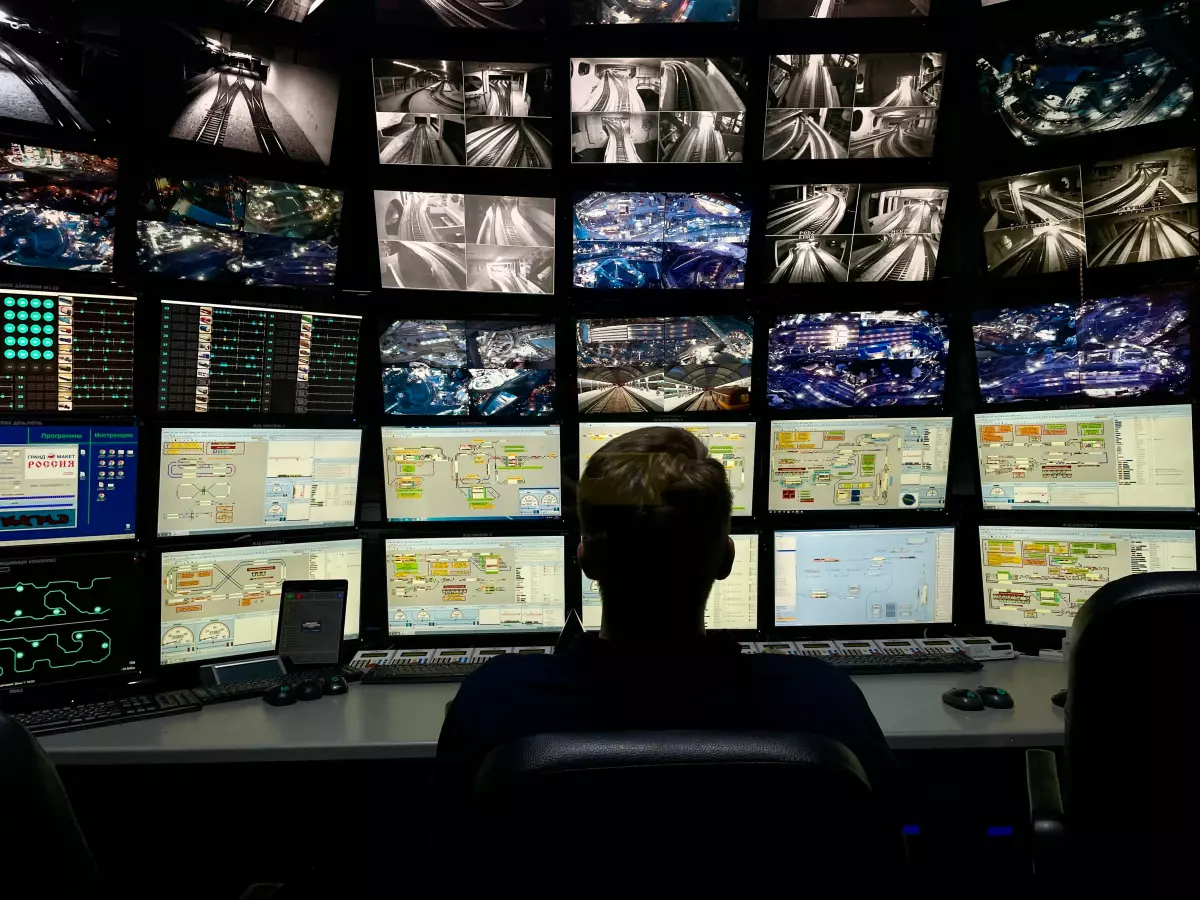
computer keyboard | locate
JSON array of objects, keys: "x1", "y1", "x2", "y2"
[
  {"x1": 10, "y1": 690, "x2": 201, "y2": 736},
  {"x1": 361, "y1": 663, "x2": 480, "y2": 684},
  {"x1": 189, "y1": 666, "x2": 362, "y2": 705},
  {"x1": 824, "y1": 652, "x2": 983, "y2": 676}
]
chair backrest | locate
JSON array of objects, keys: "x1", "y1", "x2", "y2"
[
  {"x1": 473, "y1": 730, "x2": 894, "y2": 875},
  {"x1": 0, "y1": 714, "x2": 99, "y2": 894},
  {"x1": 1067, "y1": 570, "x2": 1198, "y2": 876}
]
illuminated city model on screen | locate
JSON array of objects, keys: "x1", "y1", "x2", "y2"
[
  {"x1": 979, "y1": 526, "x2": 1197, "y2": 630},
  {"x1": 577, "y1": 317, "x2": 752, "y2": 413}
]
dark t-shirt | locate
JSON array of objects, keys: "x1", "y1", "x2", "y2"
[{"x1": 435, "y1": 633, "x2": 899, "y2": 805}]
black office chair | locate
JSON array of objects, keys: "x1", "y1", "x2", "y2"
[
  {"x1": 475, "y1": 730, "x2": 900, "y2": 877},
  {"x1": 1027, "y1": 571, "x2": 1198, "y2": 884},
  {"x1": 0, "y1": 713, "x2": 100, "y2": 896}
]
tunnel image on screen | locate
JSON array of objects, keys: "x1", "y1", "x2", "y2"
[
  {"x1": 577, "y1": 316, "x2": 752, "y2": 413},
  {"x1": 766, "y1": 53, "x2": 942, "y2": 161},
  {"x1": 761, "y1": 1, "x2": 930, "y2": 17},
  {"x1": 150, "y1": 23, "x2": 340, "y2": 166},
  {"x1": 0, "y1": 143, "x2": 117, "y2": 274},
  {"x1": 978, "y1": 2, "x2": 1193, "y2": 147},
  {"x1": 572, "y1": 0, "x2": 740, "y2": 23},
  {"x1": 224, "y1": 0, "x2": 338, "y2": 23},
  {"x1": 973, "y1": 285, "x2": 1192, "y2": 403},
  {"x1": 376, "y1": 0, "x2": 547, "y2": 29},
  {"x1": 379, "y1": 319, "x2": 555, "y2": 416},
  {"x1": 570, "y1": 58, "x2": 748, "y2": 163},
  {"x1": 0, "y1": 1, "x2": 120, "y2": 135},
  {"x1": 768, "y1": 311, "x2": 950, "y2": 409},
  {"x1": 765, "y1": 183, "x2": 947, "y2": 284},
  {"x1": 138, "y1": 175, "x2": 343, "y2": 288}
]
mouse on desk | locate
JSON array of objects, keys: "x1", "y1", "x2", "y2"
[
  {"x1": 976, "y1": 686, "x2": 1014, "y2": 709},
  {"x1": 263, "y1": 685, "x2": 297, "y2": 706},
  {"x1": 1051, "y1": 689, "x2": 1067, "y2": 708},
  {"x1": 322, "y1": 674, "x2": 348, "y2": 696},
  {"x1": 295, "y1": 679, "x2": 324, "y2": 701},
  {"x1": 942, "y1": 688, "x2": 984, "y2": 711}
]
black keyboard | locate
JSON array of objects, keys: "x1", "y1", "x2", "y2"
[
  {"x1": 189, "y1": 666, "x2": 362, "y2": 705},
  {"x1": 361, "y1": 663, "x2": 480, "y2": 684},
  {"x1": 10, "y1": 691, "x2": 201, "y2": 736},
  {"x1": 825, "y1": 652, "x2": 983, "y2": 675}
]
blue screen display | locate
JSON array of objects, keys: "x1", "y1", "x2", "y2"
[{"x1": 0, "y1": 425, "x2": 137, "y2": 547}]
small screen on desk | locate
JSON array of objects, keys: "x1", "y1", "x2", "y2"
[
  {"x1": 924, "y1": 640, "x2": 952, "y2": 645},
  {"x1": 400, "y1": 651, "x2": 427, "y2": 658},
  {"x1": 518, "y1": 648, "x2": 546, "y2": 654},
  {"x1": 802, "y1": 643, "x2": 829, "y2": 649}
]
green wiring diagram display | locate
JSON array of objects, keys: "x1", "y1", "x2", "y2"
[{"x1": 0, "y1": 574, "x2": 115, "y2": 688}]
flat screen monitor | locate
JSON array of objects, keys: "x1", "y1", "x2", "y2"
[
  {"x1": 582, "y1": 532, "x2": 758, "y2": 630},
  {"x1": 0, "y1": 425, "x2": 137, "y2": 548},
  {"x1": 570, "y1": 58, "x2": 748, "y2": 164},
  {"x1": 379, "y1": 318, "x2": 555, "y2": 417},
  {"x1": 138, "y1": 175, "x2": 343, "y2": 288},
  {"x1": 761, "y1": 1, "x2": 931, "y2": 17},
  {"x1": 979, "y1": 526, "x2": 1197, "y2": 630},
  {"x1": 157, "y1": 428, "x2": 361, "y2": 538},
  {"x1": 765, "y1": 53, "x2": 943, "y2": 162},
  {"x1": 973, "y1": 284, "x2": 1192, "y2": 403},
  {"x1": 0, "y1": 550, "x2": 140, "y2": 691},
  {"x1": 373, "y1": 59, "x2": 553, "y2": 169},
  {"x1": 1, "y1": 290, "x2": 135, "y2": 413},
  {"x1": 374, "y1": 191, "x2": 555, "y2": 294},
  {"x1": 768, "y1": 311, "x2": 950, "y2": 408},
  {"x1": 578, "y1": 422, "x2": 755, "y2": 516},
  {"x1": 376, "y1": 0, "x2": 547, "y2": 28},
  {"x1": 159, "y1": 299, "x2": 361, "y2": 415},
  {"x1": 573, "y1": 1, "x2": 740, "y2": 23},
  {"x1": 773, "y1": 527, "x2": 955, "y2": 627},
  {"x1": 768, "y1": 417, "x2": 952, "y2": 512},
  {"x1": 974, "y1": 404, "x2": 1195, "y2": 511},
  {"x1": 577, "y1": 317, "x2": 753, "y2": 413},
  {"x1": 384, "y1": 535, "x2": 566, "y2": 635},
  {"x1": 572, "y1": 191, "x2": 751, "y2": 288},
  {"x1": 159, "y1": 538, "x2": 362, "y2": 666},
  {"x1": 381, "y1": 425, "x2": 562, "y2": 521},
  {"x1": 765, "y1": 183, "x2": 949, "y2": 284}
]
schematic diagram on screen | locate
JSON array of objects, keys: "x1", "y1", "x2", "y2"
[
  {"x1": 0, "y1": 576, "x2": 115, "y2": 680},
  {"x1": 980, "y1": 537, "x2": 1115, "y2": 625},
  {"x1": 977, "y1": 419, "x2": 1115, "y2": 486}
]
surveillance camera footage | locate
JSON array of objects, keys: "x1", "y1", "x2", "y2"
[
  {"x1": 973, "y1": 286, "x2": 1191, "y2": 403},
  {"x1": 138, "y1": 175, "x2": 342, "y2": 287},
  {"x1": 573, "y1": 192, "x2": 750, "y2": 289},
  {"x1": 577, "y1": 316, "x2": 752, "y2": 413},
  {"x1": 768, "y1": 311, "x2": 950, "y2": 409},
  {"x1": 380, "y1": 319, "x2": 555, "y2": 416},
  {"x1": 570, "y1": 58, "x2": 748, "y2": 164},
  {"x1": 0, "y1": 143, "x2": 117, "y2": 273},
  {"x1": 375, "y1": 191, "x2": 555, "y2": 293},
  {"x1": 0, "y1": 0, "x2": 120, "y2": 134},
  {"x1": 761, "y1": 1, "x2": 930, "y2": 17},
  {"x1": 572, "y1": 0, "x2": 740, "y2": 23},
  {"x1": 766, "y1": 53, "x2": 943, "y2": 161},
  {"x1": 766, "y1": 183, "x2": 947, "y2": 283},
  {"x1": 978, "y1": 2, "x2": 1194, "y2": 147},
  {"x1": 376, "y1": 0, "x2": 547, "y2": 29},
  {"x1": 223, "y1": 0, "x2": 337, "y2": 23}
]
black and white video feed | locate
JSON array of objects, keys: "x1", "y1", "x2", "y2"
[
  {"x1": 150, "y1": 23, "x2": 340, "y2": 165},
  {"x1": 375, "y1": 191, "x2": 555, "y2": 293},
  {"x1": 978, "y1": 2, "x2": 1193, "y2": 147},
  {"x1": 766, "y1": 53, "x2": 942, "y2": 160},
  {"x1": 374, "y1": 59, "x2": 552, "y2": 168},
  {"x1": 223, "y1": 0, "x2": 337, "y2": 23},
  {"x1": 571, "y1": 58, "x2": 748, "y2": 163},
  {"x1": 376, "y1": 0, "x2": 547, "y2": 29},
  {"x1": 0, "y1": 1, "x2": 120, "y2": 134},
  {"x1": 761, "y1": 1, "x2": 930, "y2": 18},
  {"x1": 572, "y1": 1, "x2": 740, "y2": 23},
  {"x1": 980, "y1": 167, "x2": 1086, "y2": 277},
  {"x1": 765, "y1": 183, "x2": 947, "y2": 283}
]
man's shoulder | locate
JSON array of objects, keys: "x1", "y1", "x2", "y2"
[{"x1": 457, "y1": 652, "x2": 563, "y2": 692}]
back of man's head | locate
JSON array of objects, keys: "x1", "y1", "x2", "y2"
[{"x1": 578, "y1": 426, "x2": 733, "y2": 633}]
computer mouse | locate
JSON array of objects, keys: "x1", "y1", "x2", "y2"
[
  {"x1": 263, "y1": 685, "x2": 297, "y2": 706},
  {"x1": 1051, "y1": 689, "x2": 1068, "y2": 708},
  {"x1": 977, "y1": 686, "x2": 1014, "y2": 709},
  {"x1": 942, "y1": 688, "x2": 985, "y2": 711},
  {"x1": 295, "y1": 679, "x2": 324, "y2": 701},
  {"x1": 322, "y1": 674, "x2": 348, "y2": 696}
]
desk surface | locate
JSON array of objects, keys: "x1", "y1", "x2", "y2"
[{"x1": 40, "y1": 658, "x2": 1067, "y2": 765}]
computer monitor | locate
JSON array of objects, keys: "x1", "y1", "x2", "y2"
[
  {"x1": 159, "y1": 538, "x2": 363, "y2": 666},
  {"x1": 578, "y1": 422, "x2": 755, "y2": 516},
  {"x1": 382, "y1": 425, "x2": 562, "y2": 521},
  {"x1": 979, "y1": 526, "x2": 1197, "y2": 630},
  {"x1": 974, "y1": 404, "x2": 1195, "y2": 511},
  {"x1": 159, "y1": 300, "x2": 361, "y2": 415},
  {"x1": 1, "y1": 551, "x2": 140, "y2": 692},
  {"x1": 157, "y1": 428, "x2": 361, "y2": 538},
  {"x1": 384, "y1": 535, "x2": 566, "y2": 635},
  {"x1": 0, "y1": 425, "x2": 137, "y2": 548},
  {"x1": 2, "y1": 290, "x2": 136, "y2": 414},
  {"x1": 582, "y1": 533, "x2": 759, "y2": 630},
  {"x1": 768, "y1": 417, "x2": 952, "y2": 511},
  {"x1": 773, "y1": 527, "x2": 955, "y2": 627}
]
